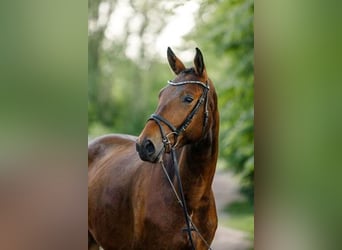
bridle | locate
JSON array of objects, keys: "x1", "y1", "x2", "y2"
[
  {"x1": 148, "y1": 80, "x2": 210, "y2": 152},
  {"x1": 147, "y1": 79, "x2": 213, "y2": 250}
]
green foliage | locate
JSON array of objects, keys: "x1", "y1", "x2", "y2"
[
  {"x1": 190, "y1": 0, "x2": 254, "y2": 201},
  {"x1": 88, "y1": 0, "x2": 177, "y2": 137},
  {"x1": 88, "y1": 45, "x2": 170, "y2": 136},
  {"x1": 224, "y1": 200, "x2": 254, "y2": 240}
]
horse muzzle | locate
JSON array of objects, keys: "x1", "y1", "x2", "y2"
[{"x1": 136, "y1": 138, "x2": 161, "y2": 163}]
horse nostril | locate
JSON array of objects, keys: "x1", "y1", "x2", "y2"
[{"x1": 144, "y1": 139, "x2": 155, "y2": 155}]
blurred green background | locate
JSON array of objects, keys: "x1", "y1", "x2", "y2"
[{"x1": 88, "y1": 0, "x2": 254, "y2": 240}]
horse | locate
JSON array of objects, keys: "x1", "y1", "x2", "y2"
[{"x1": 88, "y1": 47, "x2": 219, "y2": 250}]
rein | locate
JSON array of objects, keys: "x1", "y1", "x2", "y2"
[{"x1": 148, "y1": 80, "x2": 213, "y2": 250}]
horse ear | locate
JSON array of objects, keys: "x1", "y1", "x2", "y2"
[
  {"x1": 167, "y1": 47, "x2": 185, "y2": 75},
  {"x1": 194, "y1": 47, "x2": 207, "y2": 78}
]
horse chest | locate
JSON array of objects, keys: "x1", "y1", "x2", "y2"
[{"x1": 130, "y1": 191, "x2": 192, "y2": 246}]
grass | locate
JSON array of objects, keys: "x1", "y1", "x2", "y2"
[{"x1": 222, "y1": 200, "x2": 254, "y2": 241}]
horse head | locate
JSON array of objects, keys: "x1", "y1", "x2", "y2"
[{"x1": 136, "y1": 47, "x2": 212, "y2": 163}]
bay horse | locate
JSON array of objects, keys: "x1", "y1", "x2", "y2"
[{"x1": 88, "y1": 47, "x2": 219, "y2": 250}]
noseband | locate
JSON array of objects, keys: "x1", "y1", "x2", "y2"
[
  {"x1": 149, "y1": 80, "x2": 210, "y2": 150},
  {"x1": 147, "y1": 80, "x2": 212, "y2": 250}
]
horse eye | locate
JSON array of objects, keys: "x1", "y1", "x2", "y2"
[{"x1": 183, "y1": 95, "x2": 194, "y2": 103}]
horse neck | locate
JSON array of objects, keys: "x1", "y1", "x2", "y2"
[{"x1": 178, "y1": 111, "x2": 219, "y2": 207}]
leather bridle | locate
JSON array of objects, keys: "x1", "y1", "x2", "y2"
[
  {"x1": 147, "y1": 79, "x2": 212, "y2": 250},
  {"x1": 148, "y1": 80, "x2": 210, "y2": 151}
]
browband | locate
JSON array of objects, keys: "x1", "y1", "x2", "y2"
[{"x1": 168, "y1": 80, "x2": 210, "y2": 90}]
